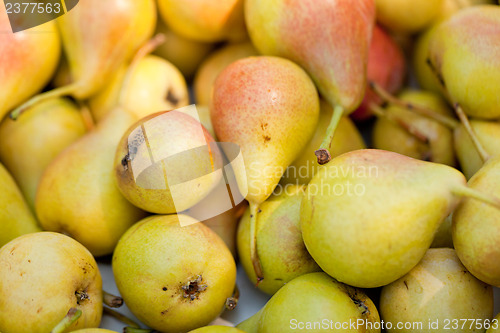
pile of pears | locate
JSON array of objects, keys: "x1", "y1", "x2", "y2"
[{"x1": 1, "y1": 0, "x2": 500, "y2": 332}]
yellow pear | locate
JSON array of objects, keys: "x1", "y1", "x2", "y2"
[
  {"x1": 0, "y1": 97, "x2": 86, "y2": 210},
  {"x1": 375, "y1": 0, "x2": 444, "y2": 33},
  {"x1": 0, "y1": 163, "x2": 40, "y2": 248},
  {"x1": 0, "y1": 5, "x2": 60, "y2": 120}
]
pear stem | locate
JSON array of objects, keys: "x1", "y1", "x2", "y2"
[
  {"x1": 452, "y1": 185, "x2": 500, "y2": 210},
  {"x1": 78, "y1": 101, "x2": 96, "y2": 131},
  {"x1": 103, "y1": 307, "x2": 140, "y2": 328},
  {"x1": 249, "y1": 202, "x2": 264, "y2": 284},
  {"x1": 225, "y1": 284, "x2": 240, "y2": 311},
  {"x1": 369, "y1": 81, "x2": 459, "y2": 129},
  {"x1": 51, "y1": 307, "x2": 82, "y2": 333},
  {"x1": 370, "y1": 103, "x2": 430, "y2": 143},
  {"x1": 103, "y1": 290, "x2": 123, "y2": 308},
  {"x1": 10, "y1": 83, "x2": 81, "y2": 120},
  {"x1": 316, "y1": 104, "x2": 344, "y2": 165},
  {"x1": 454, "y1": 103, "x2": 491, "y2": 163},
  {"x1": 118, "y1": 33, "x2": 166, "y2": 107}
]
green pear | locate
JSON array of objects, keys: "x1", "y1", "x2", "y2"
[
  {"x1": 454, "y1": 120, "x2": 500, "y2": 179},
  {"x1": 35, "y1": 107, "x2": 147, "y2": 257},
  {"x1": 0, "y1": 9, "x2": 60, "y2": 120},
  {"x1": 114, "y1": 108, "x2": 223, "y2": 214},
  {"x1": 245, "y1": 0, "x2": 374, "y2": 163},
  {"x1": 412, "y1": 24, "x2": 444, "y2": 95},
  {"x1": 0, "y1": 232, "x2": 102, "y2": 333},
  {"x1": 453, "y1": 155, "x2": 500, "y2": 286},
  {"x1": 237, "y1": 185, "x2": 320, "y2": 294},
  {"x1": 428, "y1": 5, "x2": 500, "y2": 119},
  {"x1": 373, "y1": 90, "x2": 456, "y2": 166},
  {"x1": 211, "y1": 56, "x2": 319, "y2": 281},
  {"x1": 253, "y1": 272, "x2": 380, "y2": 333},
  {"x1": 236, "y1": 308, "x2": 264, "y2": 333},
  {"x1": 188, "y1": 326, "x2": 246, "y2": 333},
  {"x1": 112, "y1": 214, "x2": 237, "y2": 333},
  {"x1": 0, "y1": 163, "x2": 40, "y2": 248},
  {"x1": 487, "y1": 313, "x2": 500, "y2": 333},
  {"x1": 0, "y1": 97, "x2": 86, "y2": 210},
  {"x1": 376, "y1": 0, "x2": 443, "y2": 33},
  {"x1": 430, "y1": 214, "x2": 454, "y2": 248},
  {"x1": 282, "y1": 100, "x2": 366, "y2": 185},
  {"x1": 301, "y1": 149, "x2": 476, "y2": 288},
  {"x1": 88, "y1": 55, "x2": 189, "y2": 123},
  {"x1": 380, "y1": 248, "x2": 493, "y2": 333}
]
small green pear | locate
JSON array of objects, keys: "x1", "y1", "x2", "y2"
[
  {"x1": 301, "y1": 149, "x2": 472, "y2": 288},
  {"x1": 282, "y1": 100, "x2": 366, "y2": 185},
  {"x1": 236, "y1": 308, "x2": 264, "y2": 333},
  {"x1": 112, "y1": 214, "x2": 237, "y2": 333},
  {"x1": 0, "y1": 162, "x2": 40, "y2": 248},
  {"x1": 380, "y1": 248, "x2": 493, "y2": 333},
  {"x1": 188, "y1": 326, "x2": 246, "y2": 333},
  {"x1": 454, "y1": 120, "x2": 500, "y2": 179},
  {"x1": 412, "y1": 24, "x2": 444, "y2": 95},
  {"x1": 0, "y1": 232, "x2": 102, "y2": 333},
  {"x1": 0, "y1": 97, "x2": 86, "y2": 210},
  {"x1": 114, "y1": 108, "x2": 223, "y2": 214},
  {"x1": 373, "y1": 90, "x2": 456, "y2": 166},
  {"x1": 428, "y1": 5, "x2": 500, "y2": 119},
  {"x1": 453, "y1": 155, "x2": 500, "y2": 286},
  {"x1": 237, "y1": 185, "x2": 320, "y2": 294},
  {"x1": 255, "y1": 272, "x2": 380, "y2": 333}
]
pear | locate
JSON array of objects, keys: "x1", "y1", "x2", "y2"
[
  {"x1": 88, "y1": 55, "x2": 189, "y2": 123},
  {"x1": 153, "y1": 19, "x2": 214, "y2": 79},
  {"x1": 428, "y1": 5, "x2": 500, "y2": 119},
  {"x1": 236, "y1": 308, "x2": 264, "y2": 333},
  {"x1": 412, "y1": 24, "x2": 444, "y2": 95},
  {"x1": 373, "y1": 90, "x2": 456, "y2": 166},
  {"x1": 35, "y1": 107, "x2": 147, "y2": 257},
  {"x1": 453, "y1": 155, "x2": 500, "y2": 286},
  {"x1": 282, "y1": 100, "x2": 365, "y2": 185},
  {"x1": 0, "y1": 163, "x2": 40, "y2": 248},
  {"x1": 0, "y1": 97, "x2": 87, "y2": 210},
  {"x1": 114, "y1": 108, "x2": 223, "y2": 214},
  {"x1": 351, "y1": 25, "x2": 406, "y2": 121},
  {"x1": 380, "y1": 248, "x2": 493, "y2": 333},
  {"x1": 300, "y1": 149, "x2": 498, "y2": 288},
  {"x1": 211, "y1": 56, "x2": 319, "y2": 281},
  {"x1": 0, "y1": 7, "x2": 60, "y2": 120},
  {"x1": 454, "y1": 120, "x2": 500, "y2": 179},
  {"x1": 188, "y1": 327, "x2": 245, "y2": 333},
  {"x1": 112, "y1": 214, "x2": 237, "y2": 333},
  {"x1": 436, "y1": 0, "x2": 495, "y2": 22},
  {"x1": 247, "y1": 272, "x2": 380, "y2": 333},
  {"x1": 72, "y1": 330, "x2": 117, "y2": 333},
  {"x1": 245, "y1": 0, "x2": 374, "y2": 163},
  {"x1": 157, "y1": 0, "x2": 246, "y2": 42},
  {"x1": 10, "y1": 0, "x2": 156, "y2": 119},
  {"x1": 237, "y1": 185, "x2": 321, "y2": 294},
  {"x1": 194, "y1": 42, "x2": 259, "y2": 106},
  {"x1": 487, "y1": 313, "x2": 500, "y2": 333},
  {"x1": 375, "y1": 0, "x2": 444, "y2": 33},
  {"x1": 0, "y1": 232, "x2": 102, "y2": 333}
]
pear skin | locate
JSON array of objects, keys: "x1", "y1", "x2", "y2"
[
  {"x1": 373, "y1": 90, "x2": 456, "y2": 166},
  {"x1": 188, "y1": 326, "x2": 246, "y2": 333},
  {"x1": 282, "y1": 100, "x2": 366, "y2": 185},
  {"x1": 301, "y1": 149, "x2": 467, "y2": 288},
  {"x1": 114, "y1": 109, "x2": 222, "y2": 214},
  {"x1": 380, "y1": 249, "x2": 493, "y2": 333},
  {"x1": 237, "y1": 185, "x2": 321, "y2": 294},
  {"x1": 256, "y1": 272, "x2": 380, "y2": 333},
  {"x1": 194, "y1": 42, "x2": 259, "y2": 106},
  {"x1": 157, "y1": 0, "x2": 246, "y2": 42},
  {"x1": 35, "y1": 107, "x2": 147, "y2": 257},
  {"x1": 112, "y1": 214, "x2": 237, "y2": 333},
  {"x1": 376, "y1": 0, "x2": 443, "y2": 33},
  {"x1": 236, "y1": 308, "x2": 264, "y2": 333},
  {"x1": 454, "y1": 120, "x2": 500, "y2": 179},
  {"x1": 0, "y1": 163, "x2": 40, "y2": 248},
  {"x1": 0, "y1": 8, "x2": 60, "y2": 120},
  {"x1": 0, "y1": 97, "x2": 86, "y2": 210},
  {"x1": 436, "y1": 0, "x2": 495, "y2": 23},
  {"x1": 453, "y1": 155, "x2": 500, "y2": 286},
  {"x1": 0, "y1": 232, "x2": 102, "y2": 333},
  {"x1": 428, "y1": 5, "x2": 500, "y2": 119}
]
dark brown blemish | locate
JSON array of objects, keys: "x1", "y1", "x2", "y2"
[
  {"x1": 75, "y1": 290, "x2": 89, "y2": 305},
  {"x1": 263, "y1": 135, "x2": 271, "y2": 143},
  {"x1": 404, "y1": 280, "x2": 409, "y2": 290},
  {"x1": 260, "y1": 122, "x2": 268, "y2": 131},
  {"x1": 166, "y1": 88, "x2": 180, "y2": 105},
  {"x1": 27, "y1": 260, "x2": 31, "y2": 263},
  {"x1": 161, "y1": 309, "x2": 168, "y2": 315},
  {"x1": 121, "y1": 154, "x2": 130, "y2": 170},
  {"x1": 162, "y1": 287, "x2": 167, "y2": 291},
  {"x1": 181, "y1": 275, "x2": 207, "y2": 301}
]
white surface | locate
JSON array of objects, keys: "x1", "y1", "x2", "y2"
[{"x1": 98, "y1": 260, "x2": 500, "y2": 331}]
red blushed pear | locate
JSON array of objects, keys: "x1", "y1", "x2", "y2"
[
  {"x1": 245, "y1": 0, "x2": 375, "y2": 164},
  {"x1": 351, "y1": 25, "x2": 406, "y2": 121},
  {"x1": 211, "y1": 56, "x2": 320, "y2": 282},
  {"x1": 10, "y1": 0, "x2": 156, "y2": 120}
]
